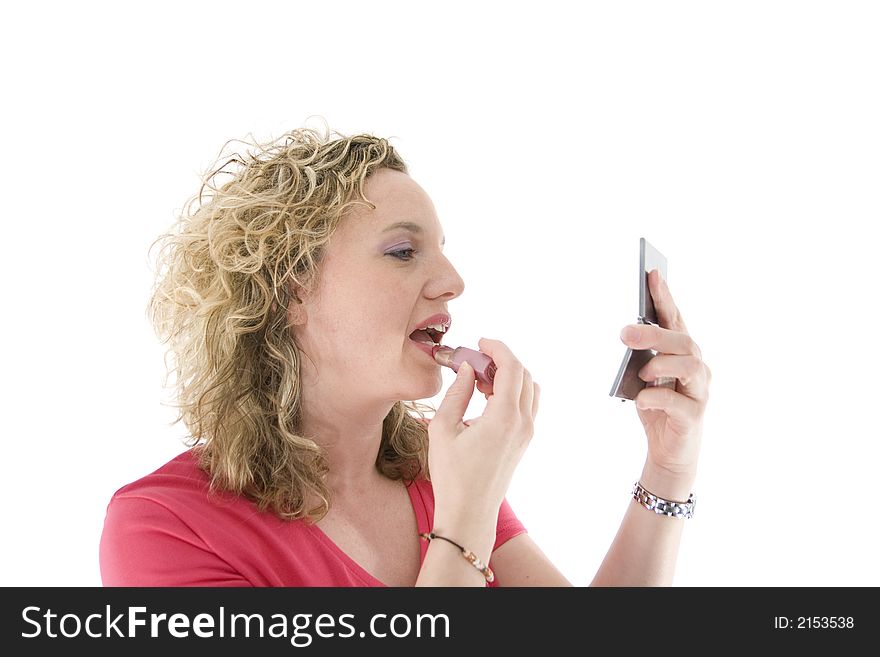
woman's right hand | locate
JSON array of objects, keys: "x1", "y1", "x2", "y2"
[{"x1": 427, "y1": 338, "x2": 540, "y2": 527}]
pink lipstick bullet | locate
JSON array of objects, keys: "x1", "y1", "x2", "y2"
[{"x1": 432, "y1": 345, "x2": 497, "y2": 385}]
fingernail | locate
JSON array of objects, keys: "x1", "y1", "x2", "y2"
[{"x1": 621, "y1": 326, "x2": 638, "y2": 342}]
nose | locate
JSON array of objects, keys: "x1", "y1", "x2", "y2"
[{"x1": 434, "y1": 253, "x2": 465, "y2": 301}]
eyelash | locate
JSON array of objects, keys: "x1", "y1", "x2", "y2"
[{"x1": 388, "y1": 248, "x2": 416, "y2": 261}]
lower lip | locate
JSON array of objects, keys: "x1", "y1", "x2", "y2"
[{"x1": 409, "y1": 338, "x2": 440, "y2": 360}]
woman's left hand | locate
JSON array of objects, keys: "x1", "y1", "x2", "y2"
[{"x1": 620, "y1": 269, "x2": 711, "y2": 478}]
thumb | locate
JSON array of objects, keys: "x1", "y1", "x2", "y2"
[{"x1": 433, "y1": 361, "x2": 475, "y2": 429}]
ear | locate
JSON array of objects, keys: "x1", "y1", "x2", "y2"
[{"x1": 272, "y1": 281, "x2": 310, "y2": 325}]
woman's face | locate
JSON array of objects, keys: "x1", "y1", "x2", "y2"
[{"x1": 290, "y1": 168, "x2": 465, "y2": 406}]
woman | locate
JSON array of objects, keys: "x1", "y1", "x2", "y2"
[{"x1": 99, "y1": 125, "x2": 711, "y2": 586}]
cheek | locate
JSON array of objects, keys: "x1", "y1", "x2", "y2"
[
  {"x1": 320, "y1": 272, "x2": 415, "y2": 344},
  {"x1": 373, "y1": 308, "x2": 407, "y2": 341}
]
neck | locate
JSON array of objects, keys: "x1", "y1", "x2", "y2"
[{"x1": 298, "y1": 401, "x2": 395, "y2": 496}]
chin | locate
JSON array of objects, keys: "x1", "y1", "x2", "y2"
[{"x1": 398, "y1": 376, "x2": 443, "y2": 402}]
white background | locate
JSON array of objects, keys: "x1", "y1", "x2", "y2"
[{"x1": 2, "y1": 1, "x2": 878, "y2": 586}]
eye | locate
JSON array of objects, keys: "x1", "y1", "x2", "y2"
[{"x1": 388, "y1": 248, "x2": 416, "y2": 261}]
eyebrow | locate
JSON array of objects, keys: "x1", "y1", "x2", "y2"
[{"x1": 382, "y1": 221, "x2": 445, "y2": 246}]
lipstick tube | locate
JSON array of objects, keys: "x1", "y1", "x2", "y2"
[{"x1": 432, "y1": 345, "x2": 497, "y2": 385}]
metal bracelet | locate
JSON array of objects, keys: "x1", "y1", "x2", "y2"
[{"x1": 632, "y1": 481, "x2": 696, "y2": 519}]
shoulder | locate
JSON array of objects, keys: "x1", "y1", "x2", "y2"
[
  {"x1": 103, "y1": 447, "x2": 250, "y2": 533},
  {"x1": 108, "y1": 448, "x2": 212, "y2": 508},
  {"x1": 100, "y1": 449, "x2": 261, "y2": 586}
]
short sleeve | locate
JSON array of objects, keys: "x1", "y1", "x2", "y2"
[
  {"x1": 493, "y1": 495, "x2": 527, "y2": 552},
  {"x1": 99, "y1": 494, "x2": 252, "y2": 587}
]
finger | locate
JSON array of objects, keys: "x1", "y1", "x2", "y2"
[
  {"x1": 432, "y1": 361, "x2": 476, "y2": 431},
  {"x1": 520, "y1": 368, "x2": 534, "y2": 422},
  {"x1": 620, "y1": 322, "x2": 702, "y2": 360},
  {"x1": 532, "y1": 381, "x2": 541, "y2": 419},
  {"x1": 635, "y1": 386, "x2": 704, "y2": 424},
  {"x1": 475, "y1": 378, "x2": 494, "y2": 397},
  {"x1": 649, "y1": 268, "x2": 688, "y2": 333},
  {"x1": 637, "y1": 354, "x2": 710, "y2": 404},
  {"x1": 477, "y1": 338, "x2": 523, "y2": 413}
]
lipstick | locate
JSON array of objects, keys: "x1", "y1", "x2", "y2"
[{"x1": 432, "y1": 345, "x2": 497, "y2": 385}]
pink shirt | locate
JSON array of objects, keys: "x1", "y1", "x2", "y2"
[{"x1": 100, "y1": 448, "x2": 527, "y2": 587}]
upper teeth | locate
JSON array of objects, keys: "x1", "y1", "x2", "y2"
[{"x1": 421, "y1": 322, "x2": 447, "y2": 333}]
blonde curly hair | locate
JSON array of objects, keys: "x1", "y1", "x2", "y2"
[{"x1": 146, "y1": 121, "x2": 435, "y2": 523}]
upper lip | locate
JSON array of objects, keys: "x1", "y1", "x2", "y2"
[{"x1": 409, "y1": 313, "x2": 452, "y2": 337}]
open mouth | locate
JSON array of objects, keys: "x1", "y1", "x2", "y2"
[{"x1": 408, "y1": 325, "x2": 446, "y2": 347}]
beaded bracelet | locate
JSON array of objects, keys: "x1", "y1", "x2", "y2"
[{"x1": 419, "y1": 531, "x2": 495, "y2": 584}]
